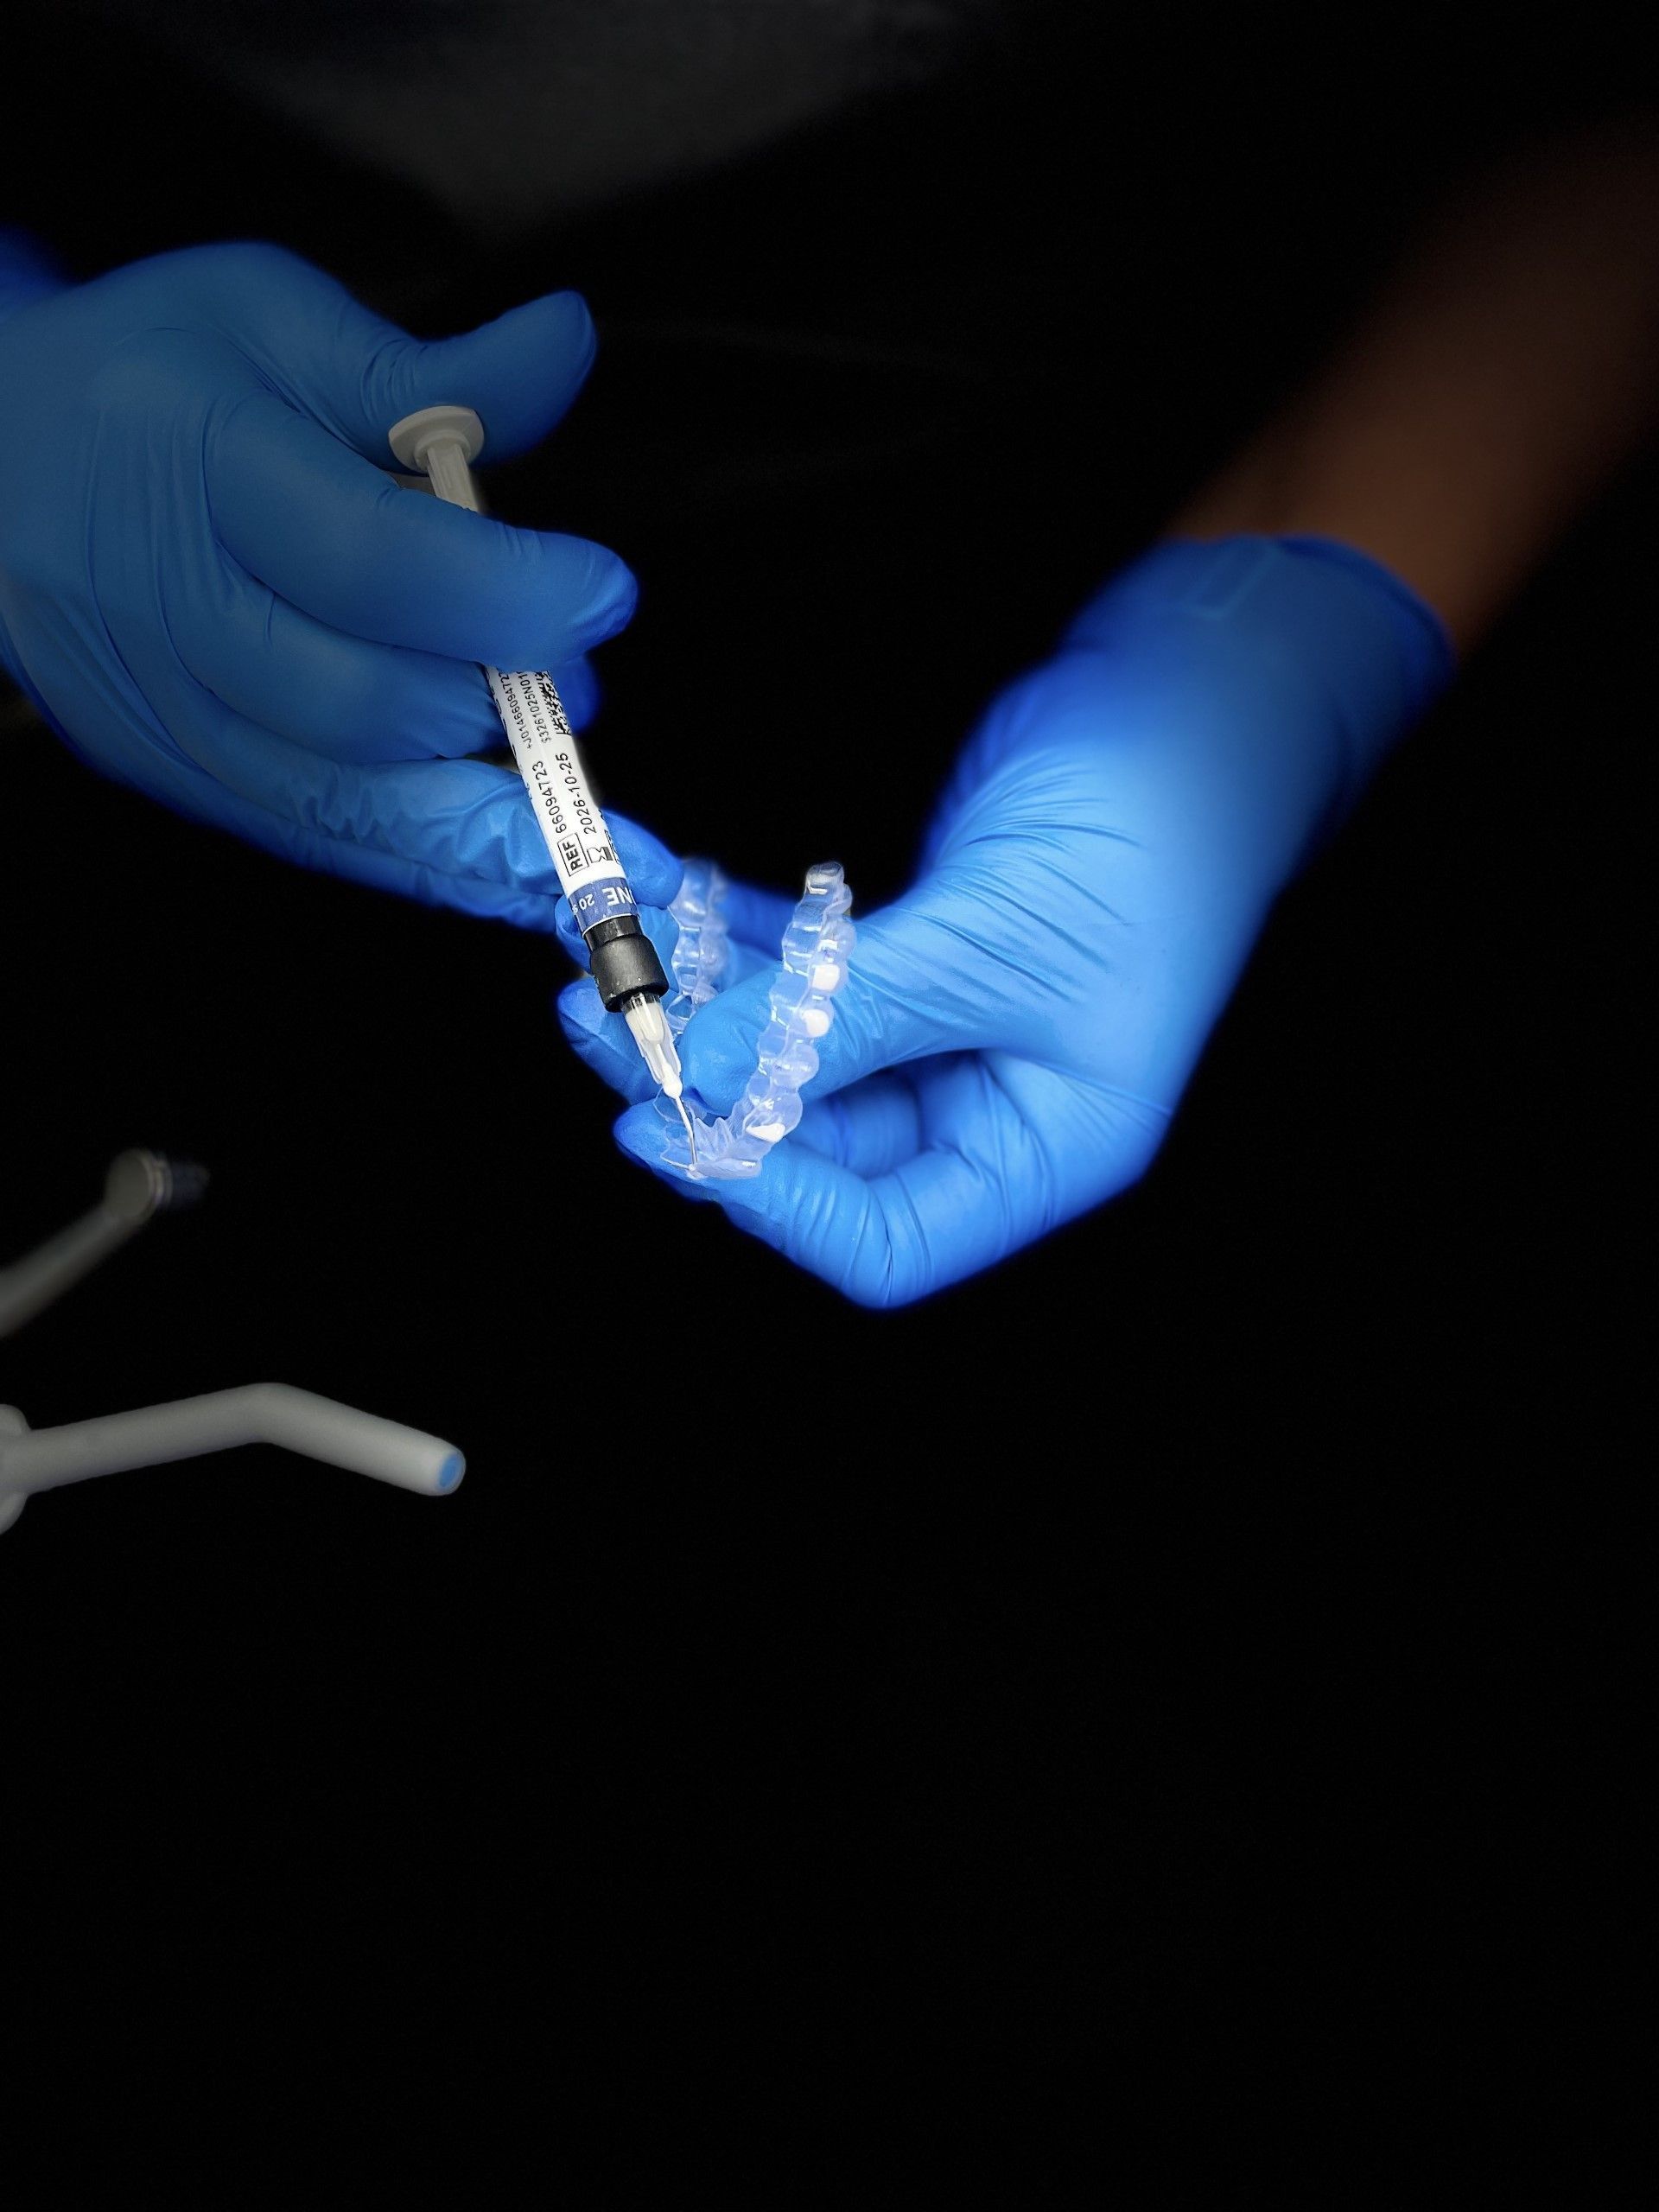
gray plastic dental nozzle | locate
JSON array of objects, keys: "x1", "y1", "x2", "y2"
[
  {"x1": 0, "y1": 1408, "x2": 28, "y2": 1533},
  {"x1": 0, "y1": 1150, "x2": 210, "y2": 1339},
  {"x1": 0, "y1": 1385, "x2": 465, "y2": 1535},
  {"x1": 104, "y1": 1147, "x2": 209, "y2": 1221}
]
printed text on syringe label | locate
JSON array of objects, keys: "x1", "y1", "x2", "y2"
[
  {"x1": 568, "y1": 877, "x2": 639, "y2": 931},
  {"x1": 486, "y1": 666, "x2": 633, "y2": 899}
]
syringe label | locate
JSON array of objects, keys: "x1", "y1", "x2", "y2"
[
  {"x1": 485, "y1": 665, "x2": 628, "y2": 899},
  {"x1": 569, "y1": 875, "x2": 639, "y2": 931}
]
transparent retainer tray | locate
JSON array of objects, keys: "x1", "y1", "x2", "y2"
[{"x1": 657, "y1": 860, "x2": 855, "y2": 1181}]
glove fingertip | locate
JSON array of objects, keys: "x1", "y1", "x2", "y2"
[
  {"x1": 613, "y1": 1100, "x2": 664, "y2": 1154},
  {"x1": 578, "y1": 548, "x2": 639, "y2": 646},
  {"x1": 677, "y1": 979, "x2": 776, "y2": 1113},
  {"x1": 552, "y1": 653, "x2": 600, "y2": 730},
  {"x1": 556, "y1": 976, "x2": 607, "y2": 1038},
  {"x1": 613, "y1": 1101, "x2": 705, "y2": 1186},
  {"x1": 535, "y1": 287, "x2": 596, "y2": 357},
  {"x1": 559, "y1": 982, "x2": 661, "y2": 1103},
  {"x1": 609, "y1": 823, "x2": 682, "y2": 906},
  {"x1": 454, "y1": 290, "x2": 599, "y2": 459}
]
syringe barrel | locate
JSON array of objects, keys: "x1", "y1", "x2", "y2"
[
  {"x1": 387, "y1": 410, "x2": 672, "y2": 1019},
  {"x1": 481, "y1": 664, "x2": 669, "y2": 1007}
]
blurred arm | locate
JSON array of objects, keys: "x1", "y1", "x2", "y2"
[{"x1": 1171, "y1": 119, "x2": 1659, "y2": 650}]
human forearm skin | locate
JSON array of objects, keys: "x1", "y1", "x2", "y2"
[{"x1": 1170, "y1": 119, "x2": 1659, "y2": 652}]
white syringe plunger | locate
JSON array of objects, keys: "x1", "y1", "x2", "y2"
[{"x1": 388, "y1": 405, "x2": 486, "y2": 509}]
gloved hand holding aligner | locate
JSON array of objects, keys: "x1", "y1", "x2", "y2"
[{"x1": 562, "y1": 533, "x2": 1454, "y2": 1303}]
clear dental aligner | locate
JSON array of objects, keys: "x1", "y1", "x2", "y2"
[
  {"x1": 664, "y1": 858, "x2": 732, "y2": 1038},
  {"x1": 658, "y1": 861, "x2": 855, "y2": 1183}
]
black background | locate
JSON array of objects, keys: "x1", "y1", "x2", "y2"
[{"x1": 3, "y1": 1, "x2": 1647, "y2": 2144}]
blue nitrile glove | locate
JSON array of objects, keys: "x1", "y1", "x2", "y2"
[
  {"x1": 557, "y1": 536, "x2": 1454, "y2": 1305},
  {"x1": 0, "y1": 232, "x2": 674, "y2": 928}
]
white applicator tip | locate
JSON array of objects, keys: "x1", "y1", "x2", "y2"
[
  {"x1": 623, "y1": 995, "x2": 684, "y2": 1097},
  {"x1": 674, "y1": 1094, "x2": 700, "y2": 1170}
]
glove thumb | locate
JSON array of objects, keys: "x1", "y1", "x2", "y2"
[
  {"x1": 367, "y1": 290, "x2": 600, "y2": 469},
  {"x1": 202, "y1": 246, "x2": 601, "y2": 470}
]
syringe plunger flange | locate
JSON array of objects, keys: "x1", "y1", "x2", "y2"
[{"x1": 387, "y1": 404, "x2": 485, "y2": 473}]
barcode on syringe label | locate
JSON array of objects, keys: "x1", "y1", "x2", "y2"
[{"x1": 486, "y1": 666, "x2": 629, "y2": 898}]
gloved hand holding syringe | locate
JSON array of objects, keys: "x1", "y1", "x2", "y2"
[{"x1": 387, "y1": 404, "x2": 697, "y2": 1154}]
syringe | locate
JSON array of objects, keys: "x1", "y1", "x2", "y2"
[{"x1": 387, "y1": 404, "x2": 690, "y2": 1135}]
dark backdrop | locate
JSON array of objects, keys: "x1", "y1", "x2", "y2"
[{"x1": 3, "y1": 1, "x2": 1644, "y2": 2145}]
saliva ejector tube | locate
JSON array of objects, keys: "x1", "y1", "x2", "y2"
[{"x1": 386, "y1": 404, "x2": 689, "y2": 1134}]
